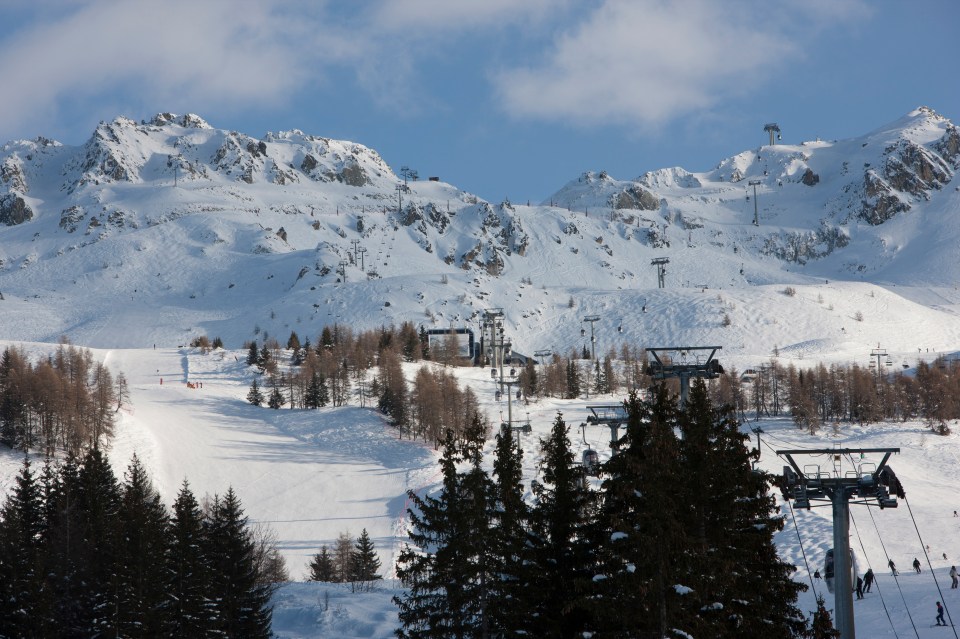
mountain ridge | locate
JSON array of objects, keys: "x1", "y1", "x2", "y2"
[{"x1": 0, "y1": 107, "x2": 958, "y2": 365}]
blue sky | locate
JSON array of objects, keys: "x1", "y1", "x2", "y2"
[{"x1": 0, "y1": 0, "x2": 957, "y2": 202}]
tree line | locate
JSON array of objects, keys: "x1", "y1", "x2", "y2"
[
  {"x1": 706, "y1": 356, "x2": 960, "y2": 435},
  {"x1": 394, "y1": 380, "x2": 814, "y2": 638},
  {"x1": 0, "y1": 449, "x2": 279, "y2": 639},
  {"x1": 0, "y1": 344, "x2": 125, "y2": 455}
]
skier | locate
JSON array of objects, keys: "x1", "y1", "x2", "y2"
[
  {"x1": 889, "y1": 559, "x2": 898, "y2": 576},
  {"x1": 864, "y1": 568, "x2": 875, "y2": 593},
  {"x1": 855, "y1": 575, "x2": 864, "y2": 600},
  {"x1": 936, "y1": 601, "x2": 946, "y2": 626},
  {"x1": 814, "y1": 569, "x2": 821, "y2": 580},
  {"x1": 914, "y1": 557, "x2": 922, "y2": 573},
  {"x1": 951, "y1": 566, "x2": 958, "y2": 589}
]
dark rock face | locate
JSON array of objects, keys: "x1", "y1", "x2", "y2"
[
  {"x1": 59, "y1": 205, "x2": 84, "y2": 232},
  {"x1": 801, "y1": 169, "x2": 820, "y2": 186},
  {"x1": 610, "y1": 185, "x2": 659, "y2": 210},
  {"x1": 0, "y1": 193, "x2": 33, "y2": 225},
  {"x1": 936, "y1": 125, "x2": 960, "y2": 168},
  {"x1": 860, "y1": 173, "x2": 908, "y2": 225},
  {"x1": 300, "y1": 154, "x2": 318, "y2": 173},
  {"x1": 338, "y1": 158, "x2": 368, "y2": 187}
]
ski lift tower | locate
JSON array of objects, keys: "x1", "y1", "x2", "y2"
[
  {"x1": 584, "y1": 404, "x2": 630, "y2": 454},
  {"x1": 764, "y1": 123, "x2": 781, "y2": 146},
  {"x1": 651, "y1": 257, "x2": 669, "y2": 289},
  {"x1": 868, "y1": 344, "x2": 892, "y2": 384},
  {"x1": 582, "y1": 315, "x2": 601, "y2": 360},
  {"x1": 646, "y1": 346, "x2": 723, "y2": 407},
  {"x1": 777, "y1": 447, "x2": 903, "y2": 639},
  {"x1": 748, "y1": 180, "x2": 762, "y2": 226}
]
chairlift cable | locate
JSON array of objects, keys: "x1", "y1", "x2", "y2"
[
  {"x1": 784, "y1": 497, "x2": 819, "y2": 601},
  {"x1": 849, "y1": 507, "x2": 902, "y2": 638},
  {"x1": 865, "y1": 499, "x2": 922, "y2": 639},
  {"x1": 903, "y1": 495, "x2": 959, "y2": 638}
]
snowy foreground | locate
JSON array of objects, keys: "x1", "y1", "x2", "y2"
[{"x1": 2, "y1": 344, "x2": 960, "y2": 638}]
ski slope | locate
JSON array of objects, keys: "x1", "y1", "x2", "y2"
[{"x1": 3, "y1": 341, "x2": 960, "y2": 637}]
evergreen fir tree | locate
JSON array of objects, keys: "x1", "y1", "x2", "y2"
[
  {"x1": 488, "y1": 422, "x2": 529, "y2": 636},
  {"x1": 566, "y1": 359, "x2": 582, "y2": 399},
  {"x1": 267, "y1": 380, "x2": 286, "y2": 409},
  {"x1": 246, "y1": 342, "x2": 259, "y2": 366},
  {"x1": 516, "y1": 413, "x2": 596, "y2": 637},
  {"x1": 166, "y1": 480, "x2": 211, "y2": 638},
  {"x1": 41, "y1": 453, "x2": 86, "y2": 635},
  {"x1": 350, "y1": 528, "x2": 383, "y2": 591},
  {"x1": 307, "y1": 546, "x2": 336, "y2": 582},
  {"x1": 305, "y1": 373, "x2": 322, "y2": 409},
  {"x1": 204, "y1": 488, "x2": 273, "y2": 638},
  {"x1": 593, "y1": 386, "x2": 689, "y2": 637},
  {"x1": 73, "y1": 446, "x2": 122, "y2": 637},
  {"x1": 115, "y1": 454, "x2": 170, "y2": 638},
  {"x1": 0, "y1": 456, "x2": 49, "y2": 639},
  {"x1": 247, "y1": 377, "x2": 264, "y2": 406},
  {"x1": 593, "y1": 359, "x2": 606, "y2": 395},
  {"x1": 679, "y1": 379, "x2": 808, "y2": 637},
  {"x1": 808, "y1": 594, "x2": 841, "y2": 638},
  {"x1": 394, "y1": 429, "x2": 495, "y2": 638},
  {"x1": 257, "y1": 344, "x2": 272, "y2": 375}
]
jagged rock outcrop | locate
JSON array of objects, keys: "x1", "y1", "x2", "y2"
[
  {"x1": 1, "y1": 157, "x2": 28, "y2": 193},
  {"x1": 609, "y1": 185, "x2": 659, "y2": 210},
  {"x1": 0, "y1": 193, "x2": 32, "y2": 225},
  {"x1": 801, "y1": 169, "x2": 820, "y2": 186},
  {"x1": 59, "y1": 205, "x2": 84, "y2": 232}
]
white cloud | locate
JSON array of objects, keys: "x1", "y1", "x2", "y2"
[
  {"x1": 368, "y1": 0, "x2": 565, "y2": 32},
  {"x1": 493, "y1": 0, "x2": 835, "y2": 128},
  {"x1": 0, "y1": 0, "x2": 351, "y2": 139}
]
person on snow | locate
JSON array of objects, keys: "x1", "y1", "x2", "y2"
[
  {"x1": 936, "y1": 601, "x2": 946, "y2": 626},
  {"x1": 864, "y1": 568, "x2": 875, "y2": 592},
  {"x1": 814, "y1": 569, "x2": 821, "y2": 580},
  {"x1": 855, "y1": 575, "x2": 864, "y2": 600},
  {"x1": 951, "y1": 566, "x2": 958, "y2": 589},
  {"x1": 889, "y1": 559, "x2": 898, "y2": 576},
  {"x1": 914, "y1": 557, "x2": 922, "y2": 573}
]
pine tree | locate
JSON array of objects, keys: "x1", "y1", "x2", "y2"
[
  {"x1": 247, "y1": 377, "x2": 264, "y2": 406},
  {"x1": 566, "y1": 359, "x2": 582, "y2": 399},
  {"x1": 246, "y1": 342, "x2": 259, "y2": 366},
  {"x1": 516, "y1": 413, "x2": 596, "y2": 637},
  {"x1": 166, "y1": 480, "x2": 211, "y2": 638},
  {"x1": 307, "y1": 546, "x2": 336, "y2": 582},
  {"x1": 488, "y1": 422, "x2": 529, "y2": 636},
  {"x1": 204, "y1": 488, "x2": 272, "y2": 638},
  {"x1": 73, "y1": 446, "x2": 123, "y2": 637},
  {"x1": 0, "y1": 456, "x2": 49, "y2": 638},
  {"x1": 115, "y1": 454, "x2": 171, "y2": 638},
  {"x1": 808, "y1": 594, "x2": 841, "y2": 638},
  {"x1": 394, "y1": 429, "x2": 494, "y2": 638},
  {"x1": 41, "y1": 453, "x2": 86, "y2": 635},
  {"x1": 267, "y1": 379, "x2": 286, "y2": 409},
  {"x1": 679, "y1": 379, "x2": 808, "y2": 637},
  {"x1": 593, "y1": 386, "x2": 688, "y2": 637},
  {"x1": 350, "y1": 528, "x2": 383, "y2": 591}
]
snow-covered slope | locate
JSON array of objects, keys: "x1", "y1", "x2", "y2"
[
  {"x1": 1, "y1": 107, "x2": 960, "y2": 636},
  {"x1": 0, "y1": 108, "x2": 958, "y2": 364}
]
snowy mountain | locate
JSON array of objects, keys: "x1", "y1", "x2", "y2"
[
  {"x1": 0, "y1": 107, "x2": 958, "y2": 367},
  {"x1": 2, "y1": 107, "x2": 960, "y2": 637}
]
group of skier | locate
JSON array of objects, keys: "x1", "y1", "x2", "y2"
[{"x1": 817, "y1": 559, "x2": 959, "y2": 627}]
